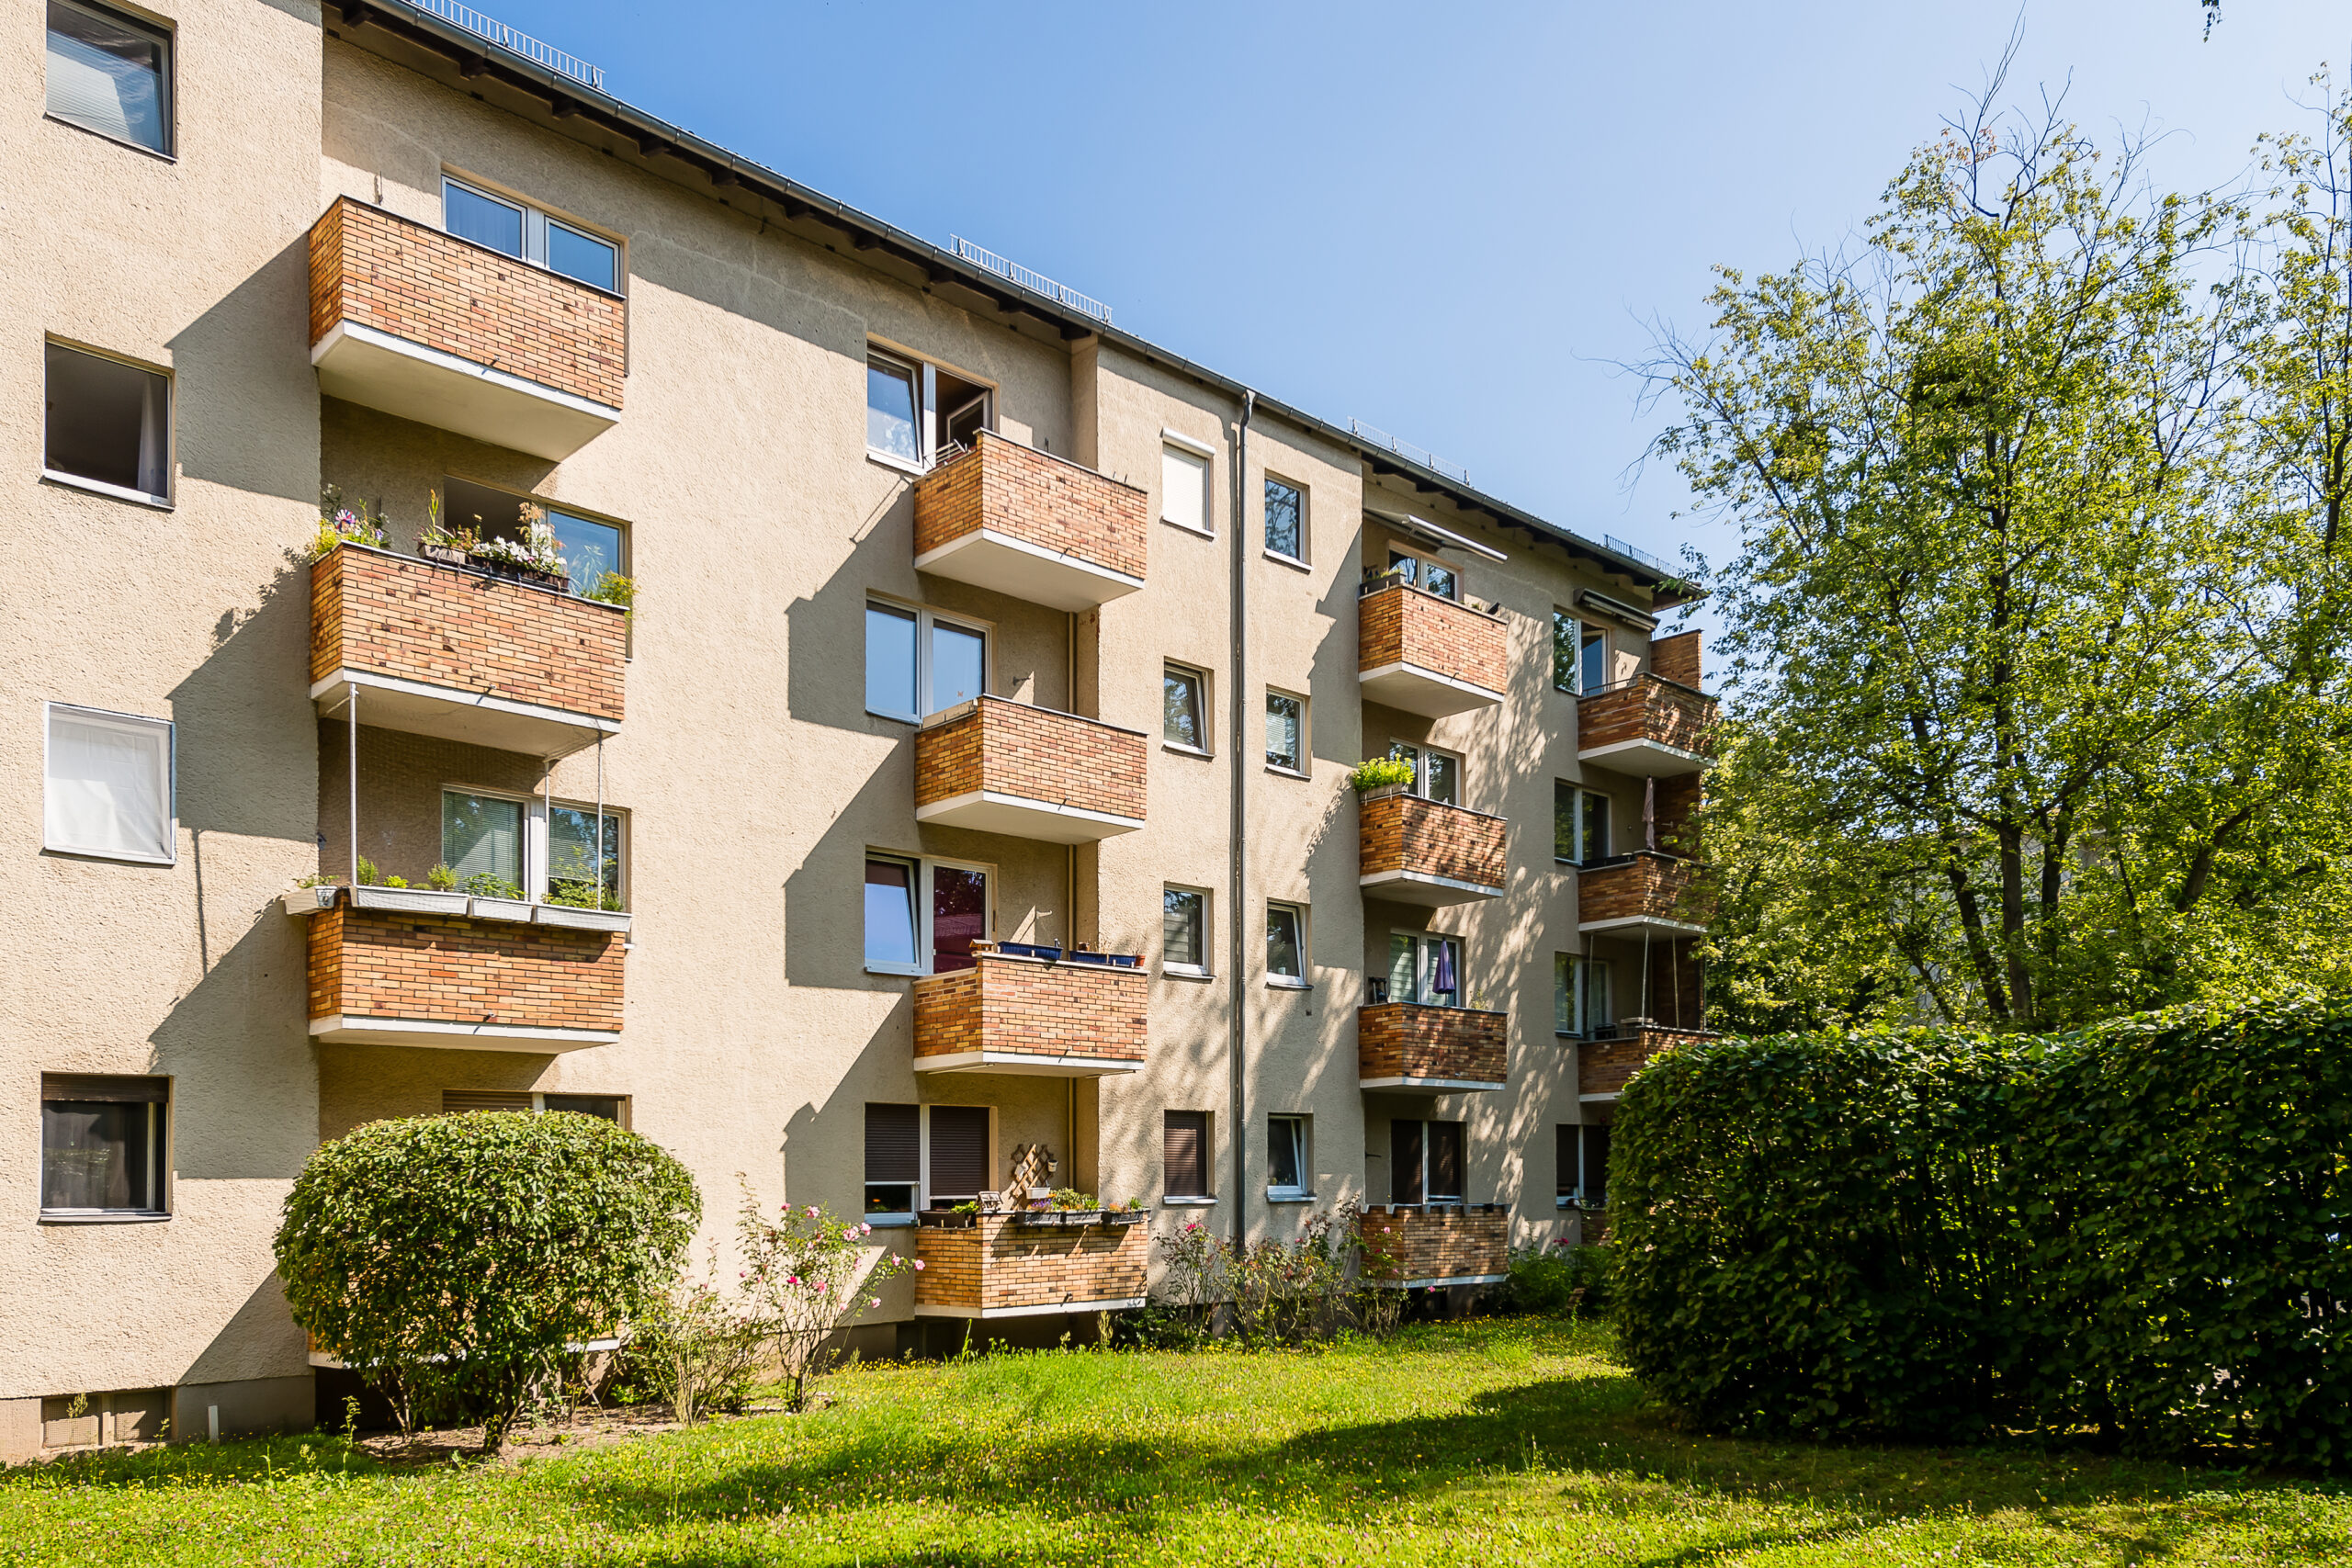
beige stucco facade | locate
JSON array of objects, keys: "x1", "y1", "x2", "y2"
[{"x1": 2, "y1": 1, "x2": 1705, "y2": 1460}]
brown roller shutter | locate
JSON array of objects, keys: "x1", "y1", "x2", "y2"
[
  {"x1": 928, "y1": 1105, "x2": 990, "y2": 1200},
  {"x1": 41, "y1": 1075, "x2": 166, "y2": 1103},
  {"x1": 1163, "y1": 1110, "x2": 1208, "y2": 1198},
  {"x1": 865, "y1": 1103, "x2": 919, "y2": 1184},
  {"x1": 1556, "y1": 1123, "x2": 1577, "y2": 1201},
  {"x1": 1390, "y1": 1119, "x2": 1424, "y2": 1204},
  {"x1": 443, "y1": 1090, "x2": 534, "y2": 1113},
  {"x1": 1428, "y1": 1120, "x2": 1464, "y2": 1201}
]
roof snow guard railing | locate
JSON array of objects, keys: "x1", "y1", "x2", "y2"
[
  {"x1": 1349, "y1": 420, "x2": 1469, "y2": 488},
  {"x1": 951, "y1": 237, "x2": 1113, "y2": 326},
  {"x1": 405, "y1": 0, "x2": 605, "y2": 90},
  {"x1": 1604, "y1": 535, "x2": 1679, "y2": 576}
]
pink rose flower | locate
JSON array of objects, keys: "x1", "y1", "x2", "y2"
[{"x1": 913, "y1": 1259, "x2": 925, "y2": 1271}]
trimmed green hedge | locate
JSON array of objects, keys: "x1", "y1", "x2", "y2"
[{"x1": 1611, "y1": 998, "x2": 2352, "y2": 1464}]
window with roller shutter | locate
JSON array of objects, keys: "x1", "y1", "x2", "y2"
[
  {"x1": 1163, "y1": 1110, "x2": 1209, "y2": 1199},
  {"x1": 926, "y1": 1105, "x2": 990, "y2": 1203},
  {"x1": 865, "y1": 1103, "x2": 918, "y2": 1219}
]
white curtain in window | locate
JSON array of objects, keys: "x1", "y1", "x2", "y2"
[
  {"x1": 1161, "y1": 446, "x2": 1207, "y2": 531},
  {"x1": 45, "y1": 708, "x2": 169, "y2": 861}
]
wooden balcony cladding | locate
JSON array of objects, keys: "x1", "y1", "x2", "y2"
[
  {"x1": 1357, "y1": 583, "x2": 1509, "y2": 717},
  {"x1": 1577, "y1": 851, "x2": 1709, "y2": 938},
  {"x1": 913, "y1": 1213, "x2": 1150, "y2": 1318},
  {"x1": 914, "y1": 696, "x2": 1148, "y2": 843},
  {"x1": 305, "y1": 896, "x2": 623, "y2": 1053},
  {"x1": 1358, "y1": 788, "x2": 1507, "y2": 905},
  {"x1": 1358, "y1": 1002, "x2": 1509, "y2": 1091},
  {"x1": 1576, "y1": 672, "x2": 1717, "y2": 777},
  {"x1": 1578, "y1": 1021, "x2": 1720, "y2": 1101},
  {"x1": 307, "y1": 196, "x2": 623, "y2": 459},
  {"x1": 910, "y1": 953, "x2": 1148, "y2": 1077},
  {"x1": 912, "y1": 433, "x2": 1149, "y2": 611},
  {"x1": 310, "y1": 542, "x2": 626, "y2": 757},
  {"x1": 1358, "y1": 1205, "x2": 1511, "y2": 1287}
]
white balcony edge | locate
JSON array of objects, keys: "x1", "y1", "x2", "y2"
[
  {"x1": 1577, "y1": 914, "x2": 1709, "y2": 938},
  {"x1": 916, "y1": 789, "x2": 1145, "y2": 835},
  {"x1": 1577, "y1": 736, "x2": 1711, "y2": 774},
  {"x1": 1358, "y1": 1076, "x2": 1507, "y2": 1092},
  {"x1": 913, "y1": 1050, "x2": 1146, "y2": 1077},
  {"x1": 313, "y1": 321, "x2": 619, "y2": 418},
  {"x1": 1359, "y1": 868, "x2": 1504, "y2": 899},
  {"x1": 1358, "y1": 660, "x2": 1506, "y2": 705},
  {"x1": 914, "y1": 527, "x2": 1145, "y2": 593},
  {"x1": 912, "y1": 1295, "x2": 1148, "y2": 1320},
  {"x1": 310, "y1": 1015, "x2": 618, "y2": 1052}
]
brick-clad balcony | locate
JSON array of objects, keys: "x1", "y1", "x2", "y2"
[
  {"x1": 1357, "y1": 1205, "x2": 1510, "y2": 1287},
  {"x1": 911, "y1": 951, "x2": 1148, "y2": 1077},
  {"x1": 1358, "y1": 787, "x2": 1507, "y2": 906},
  {"x1": 305, "y1": 894, "x2": 623, "y2": 1053},
  {"x1": 310, "y1": 542, "x2": 625, "y2": 757},
  {"x1": 1577, "y1": 851, "x2": 1709, "y2": 939},
  {"x1": 1357, "y1": 581, "x2": 1508, "y2": 718},
  {"x1": 915, "y1": 696, "x2": 1147, "y2": 844},
  {"x1": 912, "y1": 1213, "x2": 1150, "y2": 1319},
  {"x1": 1577, "y1": 673, "x2": 1717, "y2": 777},
  {"x1": 912, "y1": 433, "x2": 1148, "y2": 611},
  {"x1": 1358, "y1": 1001, "x2": 1508, "y2": 1092},
  {"x1": 1578, "y1": 1020, "x2": 1719, "y2": 1101},
  {"x1": 308, "y1": 196, "x2": 624, "y2": 460}
]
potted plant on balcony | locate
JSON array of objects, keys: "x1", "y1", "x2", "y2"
[
  {"x1": 1014, "y1": 1188, "x2": 1109, "y2": 1227},
  {"x1": 344, "y1": 856, "x2": 470, "y2": 916},
  {"x1": 455, "y1": 869, "x2": 533, "y2": 923},
  {"x1": 304, "y1": 486, "x2": 390, "y2": 561},
  {"x1": 534, "y1": 876, "x2": 632, "y2": 932},
  {"x1": 418, "y1": 493, "x2": 571, "y2": 592},
  {"x1": 1350, "y1": 755, "x2": 1417, "y2": 795}
]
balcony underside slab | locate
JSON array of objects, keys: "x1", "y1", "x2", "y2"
[
  {"x1": 1368, "y1": 1273, "x2": 1508, "y2": 1290},
  {"x1": 912, "y1": 1295, "x2": 1148, "y2": 1320},
  {"x1": 312, "y1": 321, "x2": 617, "y2": 461},
  {"x1": 1578, "y1": 913, "x2": 1709, "y2": 940},
  {"x1": 309, "y1": 1015, "x2": 616, "y2": 1053},
  {"x1": 913, "y1": 1050, "x2": 1144, "y2": 1077},
  {"x1": 1358, "y1": 1075, "x2": 1507, "y2": 1093},
  {"x1": 914, "y1": 528, "x2": 1144, "y2": 613},
  {"x1": 1577, "y1": 738, "x2": 1710, "y2": 777},
  {"x1": 1359, "y1": 662, "x2": 1504, "y2": 718},
  {"x1": 1359, "y1": 868, "x2": 1504, "y2": 907},
  {"x1": 916, "y1": 789, "x2": 1145, "y2": 845},
  {"x1": 311, "y1": 670, "x2": 616, "y2": 759}
]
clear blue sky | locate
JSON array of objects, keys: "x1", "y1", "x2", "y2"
[{"x1": 481, "y1": 0, "x2": 2347, "y2": 572}]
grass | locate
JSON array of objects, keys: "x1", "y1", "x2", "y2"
[{"x1": 4, "y1": 1316, "x2": 2348, "y2": 1566}]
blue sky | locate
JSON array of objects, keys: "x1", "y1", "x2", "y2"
[{"x1": 478, "y1": 0, "x2": 2348, "y2": 574}]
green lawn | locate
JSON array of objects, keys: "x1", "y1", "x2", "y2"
[{"x1": 5, "y1": 1317, "x2": 2347, "y2": 1566}]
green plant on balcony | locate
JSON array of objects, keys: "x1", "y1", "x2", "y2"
[
  {"x1": 548, "y1": 877, "x2": 623, "y2": 912},
  {"x1": 582, "y1": 570, "x2": 636, "y2": 615},
  {"x1": 462, "y1": 872, "x2": 526, "y2": 899},
  {"x1": 1350, "y1": 756, "x2": 1417, "y2": 792},
  {"x1": 305, "y1": 485, "x2": 389, "y2": 559}
]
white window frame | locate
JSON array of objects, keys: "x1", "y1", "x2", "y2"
[
  {"x1": 1574, "y1": 619, "x2": 1611, "y2": 694},
  {"x1": 866, "y1": 344, "x2": 995, "y2": 473},
  {"x1": 1162, "y1": 884, "x2": 1212, "y2": 979},
  {"x1": 42, "y1": 702, "x2": 175, "y2": 865},
  {"x1": 1385, "y1": 742, "x2": 1463, "y2": 806},
  {"x1": 1387, "y1": 547, "x2": 1459, "y2": 601},
  {"x1": 1266, "y1": 900, "x2": 1309, "y2": 988},
  {"x1": 1388, "y1": 928, "x2": 1465, "y2": 1009},
  {"x1": 865, "y1": 596, "x2": 992, "y2": 724},
  {"x1": 1262, "y1": 473, "x2": 1307, "y2": 564},
  {"x1": 546, "y1": 798, "x2": 628, "y2": 908},
  {"x1": 1163, "y1": 662, "x2": 1212, "y2": 755},
  {"x1": 440, "y1": 784, "x2": 543, "y2": 897},
  {"x1": 441, "y1": 174, "x2": 621, "y2": 292},
  {"x1": 1555, "y1": 953, "x2": 1614, "y2": 1038},
  {"x1": 1264, "y1": 688, "x2": 1307, "y2": 775},
  {"x1": 1266, "y1": 1113, "x2": 1312, "y2": 1201},
  {"x1": 45, "y1": 0, "x2": 175, "y2": 158},
  {"x1": 1159, "y1": 435, "x2": 1215, "y2": 536},
  {"x1": 41, "y1": 339, "x2": 174, "y2": 509},
  {"x1": 864, "y1": 852, "x2": 996, "y2": 977},
  {"x1": 918, "y1": 1102, "x2": 997, "y2": 1210}
]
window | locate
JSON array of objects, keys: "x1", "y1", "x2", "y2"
[
  {"x1": 1263, "y1": 477, "x2": 1305, "y2": 560},
  {"x1": 44, "y1": 703, "x2": 173, "y2": 864},
  {"x1": 1390, "y1": 1118, "x2": 1464, "y2": 1205},
  {"x1": 1555, "y1": 782, "x2": 1611, "y2": 864},
  {"x1": 40, "y1": 1075, "x2": 166, "y2": 1216},
  {"x1": 442, "y1": 176, "x2": 618, "y2": 291},
  {"x1": 1385, "y1": 743, "x2": 1461, "y2": 807},
  {"x1": 1163, "y1": 664, "x2": 1208, "y2": 751},
  {"x1": 1558, "y1": 1123, "x2": 1611, "y2": 1207},
  {"x1": 1555, "y1": 953, "x2": 1614, "y2": 1037},
  {"x1": 865, "y1": 1102, "x2": 919, "y2": 1220},
  {"x1": 1161, "y1": 443, "x2": 1211, "y2": 534},
  {"x1": 443, "y1": 1090, "x2": 628, "y2": 1123},
  {"x1": 1164, "y1": 1110, "x2": 1211, "y2": 1199},
  {"x1": 548, "y1": 806, "x2": 623, "y2": 908},
  {"x1": 540, "y1": 1095, "x2": 624, "y2": 1122},
  {"x1": 435, "y1": 789, "x2": 623, "y2": 903},
  {"x1": 1264, "y1": 691, "x2": 1305, "y2": 773},
  {"x1": 1388, "y1": 548, "x2": 1457, "y2": 601},
  {"x1": 44, "y1": 342, "x2": 169, "y2": 504},
  {"x1": 46, "y1": 1, "x2": 169, "y2": 154},
  {"x1": 440, "y1": 479, "x2": 629, "y2": 600},
  {"x1": 1387, "y1": 930, "x2": 1464, "y2": 1008},
  {"x1": 1555, "y1": 614, "x2": 1610, "y2": 694},
  {"x1": 443, "y1": 790, "x2": 526, "y2": 890},
  {"x1": 1266, "y1": 902, "x2": 1306, "y2": 985},
  {"x1": 866, "y1": 347, "x2": 991, "y2": 469},
  {"x1": 1163, "y1": 886, "x2": 1208, "y2": 976},
  {"x1": 926, "y1": 1104, "x2": 991, "y2": 1205},
  {"x1": 865, "y1": 599, "x2": 987, "y2": 721},
  {"x1": 865, "y1": 853, "x2": 991, "y2": 976},
  {"x1": 1268, "y1": 1115, "x2": 1308, "y2": 1198}
]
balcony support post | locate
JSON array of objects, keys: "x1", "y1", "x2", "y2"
[
  {"x1": 346, "y1": 684, "x2": 358, "y2": 885},
  {"x1": 595, "y1": 734, "x2": 605, "y2": 901}
]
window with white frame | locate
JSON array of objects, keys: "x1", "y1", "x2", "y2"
[
  {"x1": 865, "y1": 346, "x2": 991, "y2": 469},
  {"x1": 1266, "y1": 901, "x2": 1306, "y2": 986},
  {"x1": 865, "y1": 599, "x2": 988, "y2": 722},
  {"x1": 1263, "y1": 476, "x2": 1305, "y2": 561},
  {"x1": 548, "y1": 804, "x2": 624, "y2": 909},
  {"x1": 1267, "y1": 1114, "x2": 1309, "y2": 1198},
  {"x1": 865, "y1": 1101, "x2": 919, "y2": 1220},
  {"x1": 44, "y1": 342, "x2": 169, "y2": 504},
  {"x1": 1264, "y1": 690, "x2": 1305, "y2": 773},
  {"x1": 1387, "y1": 547, "x2": 1457, "y2": 601},
  {"x1": 443, "y1": 175, "x2": 618, "y2": 291},
  {"x1": 1554, "y1": 780, "x2": 1611, "y2": 865},
  {"x1": 1160, "y1": 442, "x2": 1211, "y2": 535},
  {"x1": 925, "y1": 1104, "x2": 992, "y2": 1206},
  {"x1": 441, "y1": 477, "x2": 630, "y2": 603},
  {"x1": 1389, "y1": 1117, "x2": 1464, "y2": 1205},
  {"x1": 442, "y1": 1089, "x2": 628, "y2": 1124},
  {"x1": 43, "y1": 703, "x2": 173, "y2": 864},
  {"x1": 1554, "y1": 611, "x2": 1609, "y2": 694},
  {"x1": 1555, "y1": 953, "x2": 1614, "y2": 1038},
  {"x1": 1384, "y1": 742, "x2": 1461, "y2": 807},
  {"x1": 41, "y1": 1074, "x2": 167, "y2": 1216},
  {"x1": 1164, "y1": 663, "x2": 1209, "y2": 752},
  {"x1": 439, "y1": 789, "x2": 624, "y2": 905},
  {"x1": 1164, "y1": 1110, "x2": 1211, "y2": 1199},
  {"x1": 1163, "y1": 886, "x2": 1209, "y2": 976},
  {"x1": 46, "y1": 1, "x2": 170, "y2": 155},
  {"x1": 865, "y1": 853, "x2": 991, "y2": 976},
  {"x1": 1386, "y1": 930, "x2": 1463, "y2": 1008},
  {"x1": 1557, "y1": 1122, "x2": 1610, "y2": 1207}
]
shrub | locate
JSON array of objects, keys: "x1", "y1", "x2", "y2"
[
  {"x1": 735, "y1": 1192, "x2": 915, "y2": 1411},
  {"x1": 1143, "y1": 1203, "x2": 1400, "y2": 1348},
  {"x1": 1349, "y1": 756, "x2": 1417, "y2": 792},
  {"x1": 633, "y1": 1252, "x2": 769, "y2": 1426},
  {"x1": 1497, "y1": 1240, "x2": 1607, "y2": 1316},
  {"x1": 276, "y1": 1111, "x2": 698, "y2": 1456}
]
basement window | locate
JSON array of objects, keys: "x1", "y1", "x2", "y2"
[
  {"x1": 40, "y1": 1075, "x2": 168, "y2": 1218},
  {"x1": 46, "y1": 1, "x2": 170, "y2": 155},
  {"x1": 441, "y1": 1090, "x2": 628, "y2": 1124},
  {"x1": 44, "y1": 342, "x2": 170, "y2": 504},
  {"x1": 443, "y1": 175, "x2": 619, "y2": 291}
]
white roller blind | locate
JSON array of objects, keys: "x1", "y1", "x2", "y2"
[
  {"x1": 1161, "y1": 446, "x2": 1207, "y2": 532},
  {"x1": 44, "y1": 705, "x2": 172, "y2": 863}
]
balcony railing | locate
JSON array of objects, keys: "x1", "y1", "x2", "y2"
[
  {"x1": 1577, "y1": 851, "x2": 1709, "y2": 938},
  {"x1": 1357, "y1": 580, "x2": 1508, "y2": 717},
  {"x1": 302, "y1": 888, "x2": 623, "y2": 1053},
  {"x1": 310, "y1": 541, "x2": 625, "y2": 757},
  {"x1": 1577, "y1": 672, "x2": 1717, "y2": 777},
  {"x1": 1358, "y1": 1000, "x2": 1508, "y2": 1091},
  {"x1": 911, "y1": 433, "x2": 1148, "y2": 611},
  {"x1": 911, "y1": 949, "x2": 1147, "y2": 1077},
  {"x1": 308, "y1": 196, "x2": 624, "y2": 459},
  {"x1": 912, "y1": 1211, "x2": 1150, "y2": 1318},
  {"x1": 1357, "y1": 1204, "x2": 1510, "y2": 1288},
  {"x1": 1358, "y1": 787, "x2": 1506, "y2": 905},
  {"x1": 1577, "y1": 1019, "x2": 1718, "y2": 1100},
  {"x1": 914, "y1": 696, "x2": 1147, "y2": 844}
]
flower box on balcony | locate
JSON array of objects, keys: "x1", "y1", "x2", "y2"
[
  {"x1": 914, "y1": 696, "x2": 1147, "y2": 844},
  {"x1": 1357, "y1": 785, "x2": 1507, "y2": 906},
  {"x1": 534, "y1": 903, "x2": 633, "y2": 933},
  {"x1": 912, "y1": 1211, "x2": 1149, "y2": 1319},
  {"x1": 912, "y1": 432, "x2": 1148, "y2": 611},
  {"x1": 1357, "y1": 581, "x2": 1508, "y2": 717},
  {"x1": 1357, "y1": 1000, "x2": 1508, "y2": 1092},
  {"x1": 468, "y1": 895, "x2": 536, "y2": 923},
  {"x1": 348, "y1": 884, "x2": 469, "y2": 916}
]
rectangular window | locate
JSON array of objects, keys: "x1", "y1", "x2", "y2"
[
  {"x1": 1580, "y1": 623, "x2": 1609, "y2": 694},
  {"x1": 442, "y1": 790, "x2": 526, "y2": 892},
  {"x1": 548, "y1": 805, "x2": 623, "y2": 908},
  {"x1": 1263, "y1": 477, "x2": 1305, "y2": 560},
  {"x1": 539, "y1": 1095, "x2": 625, "y2": 1122},
  {"x1": 1385, "y1": 744, "x2": 1462, "y2": 807},
  {"x1": 439, "y1": 479, "x2": 630, "y2": 602},
  {"x1": 44, "y1": 342, "x2": 169, "y2": 503},
  {"x1": 865, "y1": 854, "x2": 920, "y2": 970},
  {"x1": 1553, "y1": 610, "x2": 1576, "y2": 692},
  {"x1": 1268, "y1": 1115, "x2": 1307, "y2": 1197},
  {"x1": 1164, "y1": 1110, "x2": 1210, "y2": 1199},
  {"x1": 1163, "y1": 886, "x2": 1207, "y2": 975},
  {"x1": 1555, "y1": 784, "x2": 1611, "y2": 863},
  {"x1": 1266, "y1": 901, "x2": 1306, "y2": 984},
  {"x1": 443, "y1": 176, "x2": 617, "y2": 290},
  {"x1": 866, "y1": 347, "x2": 991, "y2": 468},
  {"x1": 1555, "y1": 953, "x2": 1614, "y2": 1036},
  {"x1": 1264, "y1": 691, "x2": 1304, "y2": 773},
  {"x1": 1554, "y1": 615, "x2": 1610, "y2": 693},
  {"x1": 866, "y1": 353, "x2": 921, "y2": 464},
  {"x1": 1387, "y1": 930, "x2": 1464, "y2": 1008},
  {"x1": 445, "y1": 1090, "x2": 629, "y2": 1123},
  {"x1": 932, "y1": 863, "x2": 987, "y2": 974},
  {"x1": 865, "y1": 598, "x2": 988, "y2": 722},
  {"x1": 1559, "y1": 1122, "x2": 1611, "y2": 1207},
  {"x1": 46, "y1": 1, "x2": 169, "y2": 154},
  {"x1": 1164, "y1": 664, "x2": 1208, "y2": 751},
  {"x1": 926, "y1": 1105, "x2": 991, "y2": 1205},
  {"x1": 43, "y1": 703, "x2": 173, "y2": 864},
  {"x1": 1389, "y1": 548, "x2": 1457, "y2": 601},
  {"x1": 865, "y1": 1102, "x2": 919, "y2": 1219},
  {"x1": 40, "y1": 1075, "x2": 166, "y2": 1215},
  {"x1": 1161, "y1": 444, "x2": 1210, "y2": 534},
  {"x1": 865, "y1": 854, "x2": 990, "y2": 976},
  {"x1": 1390, "y1": 1117, "x2": 1464, "y2": 1205}
]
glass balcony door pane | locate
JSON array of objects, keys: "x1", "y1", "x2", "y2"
[
  {"x1": 932, "y1": 865, "x2": 987, "y2": 973},
  {"x1": 1579, "y1": 627, "x2": 1607, "y2": 693},
  {"x1": 865, "y1": 603, "x2": 918, "y2": 719},
  {"x1": 867, "y1": 359, "x2": 921, "y2": 461},
  {"x1": 548, "y1": 807, "x2": 621, "y2": 902},
  {"x1": 442, "y1": 793, "x2": 524, "y2": 886},
  {"x1": 1580, "y1": 792, "x2": 1611, "y2": 863},
  {"x1": 548, "y1": 221, "x2": 617, "y2": 291},
  {"x1": 1421, "y1": 753, "x2": 1460, "y2": 806},
  {"x1": 929, "y1": 621, "x2": 985, "y2": 713},
  {"x1": 864, "y1": 857, "x2": 918, "y2": 968},
  {"x1": 1389, "y1": 1119, "x2": 1424, "y2": 1204},
  {"x1": 546, "y1": 510, "x2": 624, "y2": 596},
  {"x1": 445, "y1": 181, "x2": 526, "y2": 257}
]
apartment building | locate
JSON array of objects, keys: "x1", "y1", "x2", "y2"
[{"x1": 4, "y1": 0, "x2": 1715, "y2": 1459}]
